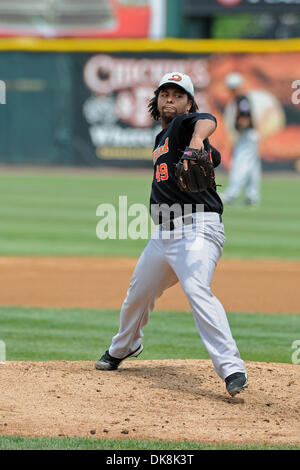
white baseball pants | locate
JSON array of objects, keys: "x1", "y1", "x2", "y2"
[
  {"x1": 108, "y1": 212, "x2": 245, "y2": 380},
  {"x1": 223, "y1": 129, "x2": 261, "y2": 204}
]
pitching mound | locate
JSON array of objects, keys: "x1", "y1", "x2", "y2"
[{"x1": 0, "y1": 359, "x2": 299, "y2": 446}]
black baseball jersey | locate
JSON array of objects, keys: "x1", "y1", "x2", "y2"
[{"x1": 150, "y1": 112, "x2": 223, "y2": 224}]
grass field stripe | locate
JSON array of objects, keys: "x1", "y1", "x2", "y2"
[
  {"x1": 1, "y1": 306, "x2": 299, "y2": 363},
  {"x1": 0, "y1": 435, "x2": 299, "y2": 450},
  {"x1": 0, "y1": 173, "x2": 299, "y2": 258}
]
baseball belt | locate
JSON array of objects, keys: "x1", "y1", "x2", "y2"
[{"x1": 160, "y1": 213, "x2": 222, "y2": 231}]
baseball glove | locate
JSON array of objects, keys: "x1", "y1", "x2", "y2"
[{"x1": 175, "y1": 147, "x2": 216, "y2": 192}]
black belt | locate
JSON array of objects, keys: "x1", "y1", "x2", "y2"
[
  {"x1": 161, "y1": 215, "x2": 193, "y2": 231},
  {"x1": 160, "y1": 214, "x2": 222, "y2": 231}
]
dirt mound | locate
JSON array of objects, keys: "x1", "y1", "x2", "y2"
[
  {"x1": 0, "y1": 256, "x2": 300, "y2": 314},
  {"x1": 0, "y1": 359, "x2": 299, "y2": 446}
]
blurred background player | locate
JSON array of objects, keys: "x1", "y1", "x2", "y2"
[{"x1": 221, "y1": 73, "x2": 261, "y2": 207}]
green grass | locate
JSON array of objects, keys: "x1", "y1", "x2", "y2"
[
  {"x1": 1, "y1": 306, "x2": 299, "y2": 363},
  {"x1": 0, "y1": 172, "x2": 151, "y2": 256},
  {"x1": 220, "y1": 178, "x2": 300, "y2": 258},
  {"x1": 0, "y1": 171, "x2": 299, "y2": 258},
  {"x1": 1, "y1": 306, "x2": 299, "y2": 451},
  {"x1": 0, "y1": 434, "x2": 299, "y2": 450},
  {"x1": 0, "y1": 170, "x2": 299, "y2": 451}
]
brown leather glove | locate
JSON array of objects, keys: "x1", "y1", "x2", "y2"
[{"x1": 175, "y1": 147, "x2": 216, "y2": 192}]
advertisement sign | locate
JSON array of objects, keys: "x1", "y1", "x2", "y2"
[
  {"x1": 78, "y1": 53, "x2": 210, "y2": 164},
  {"x1": 0, "y1": 0, "x2": 153, "y2": 38},
  {"x1": 75, "y1": 51, "x2": 300, "y2": 168},
  {"x1": 185, "y1": 0, "x2": 300, "y2": 14},
  {"x1": 1, "y1": 44, "x2": 299, "y2": 168}
]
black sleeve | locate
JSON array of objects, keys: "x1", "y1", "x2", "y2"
[
  {"x1": 210, "y1": 145, "x2": 221, "y2": 168},
  {"x1": 175, "y1": 113, "x2": 218, "y2": 156},
  {"x1": 203, "y1": 139, "x2": 221, "y2": 168},
  {"x1": 180, "y1": 112, "x2": 217, "y2": 130}
]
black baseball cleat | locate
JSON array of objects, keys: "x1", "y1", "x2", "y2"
[
  {"x1": 95, "y1": 344, "x2": 143, "y2": 371},
  {"x1": 225, "y1": 372, "x2": 248, "y2": 397}
]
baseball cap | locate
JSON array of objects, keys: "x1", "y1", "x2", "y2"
[
  {"x1": 158, "y1": 72, "x2": 194, "y2": 97},
  {"x1": 225, "y1": 72, "x2": 244, "y2": 90}
]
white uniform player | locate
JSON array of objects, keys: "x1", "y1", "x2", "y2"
[
  {"x1": 95, "y1": 72, "x2": 248, "y2": 397},
  {"x1": 222, "y1": 73, "x2": 261, "y2": 206}
]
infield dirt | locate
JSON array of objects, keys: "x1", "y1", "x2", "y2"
[
  {"x1": 0, "y1": 256, "x2": 299, "y2": 314},
  {"x1": 0, "y1": 359, "x2": 299, "y2": 446},
  {"x1": 1, "y1": 256, "x2": 299, "y2": 446}
]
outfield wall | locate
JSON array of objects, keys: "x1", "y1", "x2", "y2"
[{"x1": 0, "y1": 38, "x2": 300, "y2": 170}]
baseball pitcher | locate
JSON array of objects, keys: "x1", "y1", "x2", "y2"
[{"x1": 95, "y1": 72, "x2": 248, "y2": 397}]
